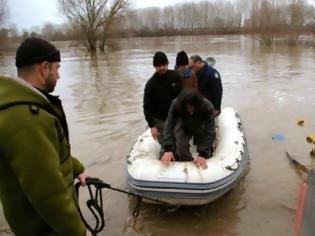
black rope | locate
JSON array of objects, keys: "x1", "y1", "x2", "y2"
[
  {"x1": 75, "y1": 177, "x2": 176, "y2": 235},
  {"x1": 132, "y1": 196, "x2": 142, "y2": 218},
  {"x1": 75, "y1": 180, "x2": 105, "y2": 236},
  {"x1": 225, "y1": 159, "x2": 241, "y2": 171},
  {"x1": 107, "y1": 185, "x2": 175, "y2": 206}
]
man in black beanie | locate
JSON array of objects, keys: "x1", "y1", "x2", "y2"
[
  {"x1": 143, "y1": 51, "x2": 182, "y2": 146},
  {"x1": 175, "y1": 50, "x2": 197, "y2": 89},
  {"x1": 0, "y1": 37, "x2": 90, "y2": 236}
]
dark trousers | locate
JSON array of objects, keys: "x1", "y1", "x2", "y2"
[{"x1": 174, "y1": 120, "x2": 194, "y2": 161}]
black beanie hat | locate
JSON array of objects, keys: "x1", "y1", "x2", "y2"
[
  {"x1": 15, "y1": 37, "x2": 61, "y2": 68},
  {"x1": 176, "y1": 51, "x2": 189, "y2": 67},
  {"x1": 153, "y1": 51, "x2": 168, "y2": 67}
]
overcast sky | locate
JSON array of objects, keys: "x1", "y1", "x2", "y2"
[
  {"x1": 6, "y1": 0, "x2": 204, "y2": 30},
  {"x1": 6, "y1": 0, "x2": 315, "y2": 30}
]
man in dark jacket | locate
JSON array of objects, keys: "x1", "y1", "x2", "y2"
[
  {"x1": 161, "y1": 88, "x2": 216, "y2": 170},
  {"x1": 143, "y1": 51, "x2": 182, "y2": 144},
  {"x1": 190, "y1": 55, "x2": 223, "y2": 116},
  {"x1": 0, "y1": 38, "x2": 90, "y2": 236}
]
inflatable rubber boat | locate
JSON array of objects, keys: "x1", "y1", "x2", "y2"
[{"x1": 126, "y1": 107, "x2": 249, "y2": 205}]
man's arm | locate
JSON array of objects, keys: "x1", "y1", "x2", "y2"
[
  {"x1": 70, "y1": 156, "x2": 88, "y2": 186},
  {"x1": 193, "y1": 113, "x2": 216, "y2": 170},
  {"x1": 143, "y1": 82, "x2": 155, "y2": 128},
  {"x1": 196, "y1": 102, "x2": 216, "y2": 159},
  {"x1": 2, "y1": 108, "x2": 86, "y2": 236},
  {"x1": 143, "y1": 81, "x2": 162, "y2": 140},
  {"x1": 208, "y1": 70, "x2": 223, "y2": 113},
  {"x1": 72, "y1": 156, "x2": 85, "y2": 178},
  {"x1": 161, "y1": 100, "x2": 178, "y2": 165},
  {"x1": 163, "y1": 100, "x2": 178, "y2": 152}
]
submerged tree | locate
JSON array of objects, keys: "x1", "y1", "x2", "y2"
[
  {"x1": 58, "y1": 0, "x2": 128, "y2": 52},
  {"x1": 287, "y1": 1, "x2": 305, "y2": 45},
  {"x1": 244, "y1": 0, "x2": 285, "y2": 46}
]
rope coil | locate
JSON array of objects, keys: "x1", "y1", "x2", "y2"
[{"x1": 75, "y1": 177, "x2": 175, "y2": 236}]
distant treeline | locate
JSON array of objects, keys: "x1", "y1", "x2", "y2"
[
  {"x1": 1, "y1": 0, "x2": 315, "y2": 48},
  {"x1": 114, "y1": 1, "x2": 243, "y2": 37},
  {"x1": 112, "y1": 0, "x2": 315, "y2": 45}
]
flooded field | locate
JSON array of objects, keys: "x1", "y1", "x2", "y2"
[{"x1": 1, "y1": 35, "x2": 315, "y2": 236}]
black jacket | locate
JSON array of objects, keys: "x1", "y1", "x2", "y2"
[
  {"x1": 197, "y1": 63, "x2": 223, "y2": 113},
  {"x1": 143, "y1": 70, "x2": 182, "y2": 127},
  {"x1": 163, "y1": 98, "x2": 216, "y2": 158},
  {"x1": 38, "y1": 90, "x2": 69, "y2": 141}
]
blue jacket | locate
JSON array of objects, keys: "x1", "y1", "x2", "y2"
[{"x1": 197, "y1": 63, "x2": 223, "y2": 113}]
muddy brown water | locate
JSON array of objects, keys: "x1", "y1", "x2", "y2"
[{"x1": 0, "y1": 35, "x2": 315, "y2": 236}]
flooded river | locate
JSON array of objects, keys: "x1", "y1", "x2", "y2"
[{"x1": 0, "y1": 35, "x2": 315, "y2": 236}]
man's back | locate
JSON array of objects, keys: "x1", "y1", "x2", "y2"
[{"x1": 197, "y1": 63, "x2": 223, "y2": 113}]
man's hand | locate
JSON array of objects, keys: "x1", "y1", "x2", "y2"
[
  {"x1": 77, "y1": 172, "x2": 88, "y2": 186},
  {"x1": 86, "y1": 230, "x2": 92, "y2": 236},
  {"x1": 193, "y1": 156, "x2": 208, "y2": 170},
  {"x1": 161, "y1": 152, "x2": 175, "y2": 166},
  {"x1": 150, "y1": 127, "x2": 160, "y2": 140}
]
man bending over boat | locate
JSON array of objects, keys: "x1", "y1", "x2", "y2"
[
  {"x1": 161, "y1": 88, "x2": 216, "y2": 169},
  {"x1": 0, "y1": 38, "x2": 90, "y2": 236},
  {"x1": 143, "y1": 51, "x2": 182, "y2": 144}
]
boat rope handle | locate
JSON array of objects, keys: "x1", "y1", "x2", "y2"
[
  {"x1": 75, "y1": 178, "x2": 106, "y2": 236},
  {"x1": 132, "y1": 196, "x2": 143, "y2": 218},
  {"x1": 75, "y1": 177, "x2": 175, "y2": 235},
  {"x1": 225, "y1": 159, "x2": 241, "y2": 171}
]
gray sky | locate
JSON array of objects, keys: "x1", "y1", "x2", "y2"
[
  {"x1": 7, "y1": 0, "x2": 315, "y2": 30},
  {"x1": 6, "y1": 0, "x2": 204, "y2": 31},
  {"x1": 7, "y1": 0, "x2": 64, "y2": 30}
]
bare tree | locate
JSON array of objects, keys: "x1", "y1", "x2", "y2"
[
  {"x1": 58, "y1": 0, "x2": 128, "y2": 52},
  {"x1": 246, "y1": 0, "x2": 282, "y2": 46},
  {"x1": 162, "y1": 6, "x2": 175, "y2": 31},
  {"x1": 0, "y1": 0, "x2": 8, "y2": 26},
  {"x1": 85, "y1": 0, "x2": 314, "y2": 40},
  {"x1": 287, "y1": 1, "x2": 305, "y2": 45},
  {"x1": 41, "y1": 23, "x2": 57, "y2": 40},
  {"x1": 304, "y1": 2, "x2": 315, "y2": 34}
]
